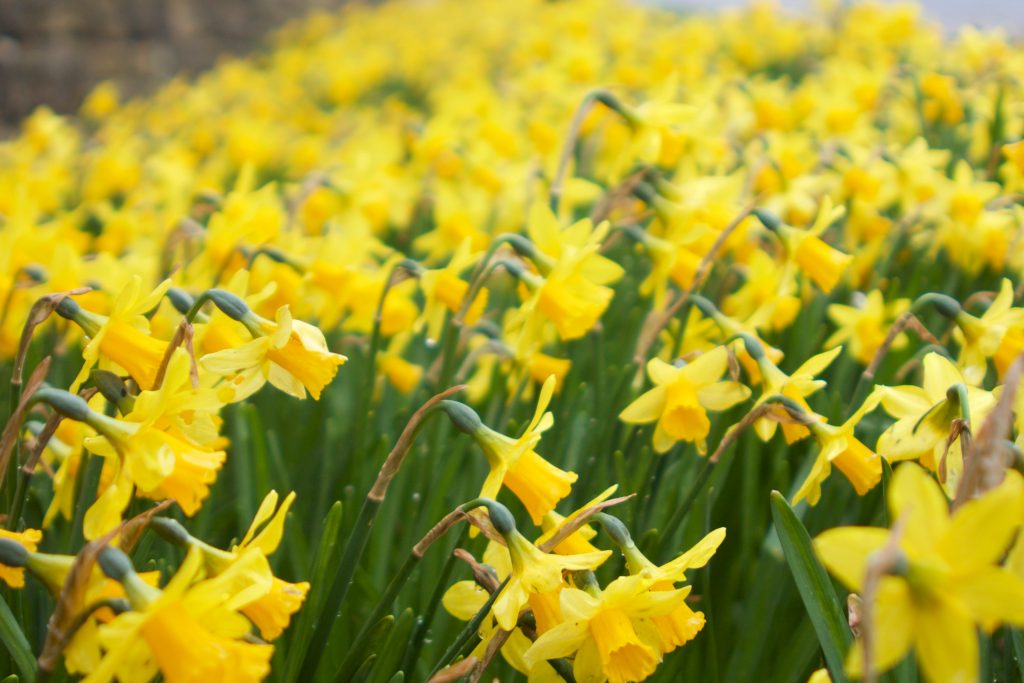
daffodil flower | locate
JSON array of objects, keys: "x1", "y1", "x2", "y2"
[
  {"x1": 815, "y1": 464, "x2": 1024, "y2": 683},
  {"x1": 442, "y1": 541, "x2": 562, "y2": 681},
  {"x1": 874, "y1": 352, "x2": 994, "y2": 493},
  {"x1": 792, "y1": 394, "x2": 884, "y2": 506},
  {"x1": 416, "y1": 238, "x2": 488, "y2": 343},
  {"x1": 752, "y1": 345, "x2": 843, "y2": 444},
  {"x1": 615, "y1": 522, "x2": 726, "y2": 655},
  {"x1": 153, "y1": 491, "x2": 309, "y2": 640},
  {"x1": 493, "y1": 528, "x2": 611, "y2": 633},
  {"x1": 826, "y1": 290, "x2": 910, "y2": 365},
  {"x1": 201, "y1": 304, "x2": 346, "y2": 401},
  {"x1": 620, "y1": 346, "x2": 751, "y2": 454},
  {"x1": 87, "y1": 546, "x2": 274, "y2": 683},
  {"x1": 471, "y1": 375, "x2": 579, "y2": 524},
  {"x1": 953, "y1": 278, "x2": 1024, "y2": 384},
  {"x1": 81, "y1": 362, "x2": 228, "y2": 536},
  {"x1": 525, "y1": 571, "x2": 688, "y2": 683},
  {"x1": 759, "y1": 199, "x2": 851, "y2": 293},
  {"x1": 63, "y1": 276, "x2": 173, "y2": 392},
  {"x1": 510, "y1": 205, "x2": 624, "y2": 352}
]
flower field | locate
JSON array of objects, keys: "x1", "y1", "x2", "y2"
[{"x1": 1, "y1": 0, "x2": 1024, "y2": 681}]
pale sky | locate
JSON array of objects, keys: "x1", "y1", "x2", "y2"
[{"x1": 660, "y1": 0, "x2": 1023, "y2": 31}]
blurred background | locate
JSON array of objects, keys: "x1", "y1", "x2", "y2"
[{"x1": 0, "y1": 0, "x2": 1021, "y2": 128}]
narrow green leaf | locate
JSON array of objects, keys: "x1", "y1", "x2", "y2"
[
  {"x1": 365, "y1": 608, "x2": 415, "y2": 683},
  {"x1": 340, "y1": 616, "x2": 394, "y2": 683},
  {"x1": 427, "y1": 576, "x2": 509, "y2": 680},
  {"x1": 1012, "y1": 629, "x2": 1024, "y2": 680},
  {"x1": 0, "y1": 596, "x2": 34, "y2": 683},
  {"x1": 283, "y1": 500, "x2": 343, "y2": 683},
  {"x1": 770, "y1": 491, "x2": 851, "y2": 683}
]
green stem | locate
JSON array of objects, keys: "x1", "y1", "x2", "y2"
[
  {"x1": 655, "y1": 455, "x2": 715, "y2": 560},
  {"x1": 401, "y1": 527, "x2": 467, "y2": 674},
  {"x1": 297, "y1": 497, "x2": 380, "y2": 682},
  {"x1": 425, "y1": 576, "x2": 510, "y2": 681},
  {"x1": 333, "y1": 551, "x2": 421, "y2": 683}
]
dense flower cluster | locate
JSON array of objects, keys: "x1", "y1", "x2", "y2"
[{"x1": 1, "y1": 0, "x2": 1024, "y2": 681}]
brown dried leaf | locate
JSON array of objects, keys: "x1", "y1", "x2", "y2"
[
  {"x1": 427, "y1": 656, "x2": 478, "y2": 683},
  {"x1": 538, "y1": 493, "x2": 635, "y2": 553}
]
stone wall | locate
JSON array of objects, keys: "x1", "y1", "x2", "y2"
[{"x1": 0, "y1": 0, "x2": 344, "y2": 126}]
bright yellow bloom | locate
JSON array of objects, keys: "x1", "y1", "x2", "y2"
[
  {"x1": 417, "y1": 238, "x2": 488, "y2": 343},
  {"x1": 792, "y1": 395, "x2": 884, "y2": 506},
  {"x1": 953, "y1": 278, "x2": 1024, "y2": 384},
  {"x1": 201, "y1": 304, "x2": 346, "y2": 400},
  {"x1": 473, "y1": 375, "x2": 578, "y2": 524},
  {"x1": 172, "y1": 491, "x2": 309, "y2": 640},
  {"x1": 620, "y1": 527, "x2": 725, "y2": 655},
  {"x1": 771, "y1": 199, "x2": 851, "y2": 293},
  {"x1": 525, "y1": 573, "x2": 689, "y2": 683},
  {"x1": 68, "y1": 276, "x2": 173, "y2": 392},
  {"x1": 511, "y1": 204, "x2": 624, "y2": 352},
  {"x1": 442, "y1": 540, "x2": 562, "y2": 682},
  {"x1": 83, "y1": 359, "x2": 228, "y2": 536},
  {"x1": 753, "y1": 346, "x2": 843, "y2": 444},
  {"x1": 493, "y1": 530, "x2": 610, "y2": 632},
  {"x1": 620, "y1": 346, "x2": 751, "y2": 454},
  {"x1": 815, "y1": 465, "x2": 1024, "y2": 683},
  {"x1": 826, "y1": 290, "x2": 910, "y2": 365},
  {"x1": 874, "y1": 352, "x2": 994, "y2": 493},
  {"x1": 86, "y1": 547, "x2": 274, "y2": 683}
]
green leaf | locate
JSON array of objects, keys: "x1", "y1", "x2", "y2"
[
  {"x1": 341, "y1": 616, "x2": 394, "y2": 683},
  {"x1": 0, "y1": 596, "x2": 34, "y2": 683},
  {"x1": 282, "y1": 500, "x2": 343, "y2": 683},
  {"x1": 1010, "y1": 630, "x2": 1024, "y2": 683},
  {"x1": 770, "y1": 491, "x2": 851, "y2": 683},
  {"x1": 365, "y1": 608, "x2": 415, "y2": 683}
]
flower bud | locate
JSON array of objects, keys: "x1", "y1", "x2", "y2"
[
  {"x1": 91, "y1": 370, "x2": 135, "y2": 415},
  {"x1": 439, "y1": 400, "x2": 483, "y2": 435},
  {"x1": 33, "y1": 388, "x2": 92, "y2": 422},
  {"x1": 752, "y1": 208, "x2": 782, "y2": 232},
  {"x1": 166, "y1": 287, "x2": 197, "y2": 316},
  {"x1": 0, "y1": 538, "x2": 28, "y2": 569},
  {"x1": 595, "y1": 513, "x2": 635, "y2": 550},
  {"x1": 97, "y1": 547, "x2": 134, "y2": 582},
  {"x1": 205, "y1": 289, "x2": 252, "y2": 322},
  {"x1": 149, "y1": 517, "x2": 191, "y2": 546},
  {"x1": 463, "y1": 498, "x2": 517, "y2": 536}
]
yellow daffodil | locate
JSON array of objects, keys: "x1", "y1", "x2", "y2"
[
  {"x1": 153, "y1": 491, "x2": 308, "y2": 640},
  {"x1": 467, "y1": 375, "x2": 579, "y2": 524},
  {"x1": 525, "y1": 571, "x2": 689, "y2": 683},
  {"x1": 874, "y1": 352, "x2": 994, "y2": 492},
  {"x1": 63, "y1": 277, "x2": 173, "y2": 392},
  {"x1": 826, "y1": 290, "x2": 910, "y2": 365},
  {"x1": 953, "y1": 278, "x2": 1024, "y2": 384},
  {"x1": 792, "y1": 395, "x2": 884, "y2": 506},
  {"x1": 493, "y1": 526, "x2": 611, "y2": 632},
  {"x1": 87, "y1": 546, "x2": 274, "y2": 683},
  {"x1": 761, "y1": 199, "x2": 851, "y2": 293},
  {"x1": 815, "y1": 464, "x2": 1024, "y2": 683},
  {"x1": 620, "y1": 346, "x2": 751, "y2": 454},
  {"x1": 417, "y1": 238, "x2": 488, "y2": 343},
  {"x1": 616, "y1": 523, "x2": 726, "y2": 655},
  {"x1": 442, "y1": 541, "x2": 562, "y2": 681},
  {"x1": 752, "y1": 345, "x2": 843, "y2": 444},
  {"x1": 201, "y1": 304, "x2": 346, "y2": 400}
]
